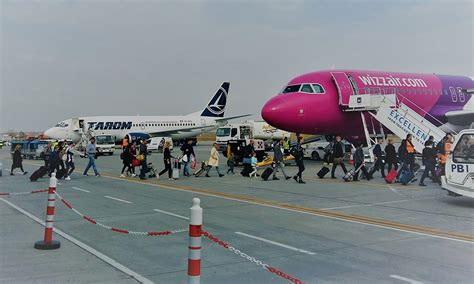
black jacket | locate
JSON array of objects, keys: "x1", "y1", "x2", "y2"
[
  {"x1": 163, "y1": 148, "x2": 171, "y2": 163},
  {"x1": 422, "y1": 147, "x2": 437, "y2": 165},
  {"x1": 12, "y1": 149, "x2": 22, "y2": 167},
  {"x1": 373, "y1": 144, "x2": 383, "y2": 159},
  {"x1": 354, "y1": 148, "x2": 364, "y2": 164},
  {"x1": 180, "y1": 144, "x2": 195, "y2": 159},
  {"x1": 384, "y1": 144, "x2": 397, "y2": 162},
  {"x1": 332, "y1": 142, "x2": 345, "y2": 158}
]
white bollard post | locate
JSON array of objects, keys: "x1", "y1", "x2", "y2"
[{"x1": 188, "y1": 198, "x2": 202, "y2": 284}]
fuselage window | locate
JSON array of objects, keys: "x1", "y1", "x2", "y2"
[
  {"x1": 282, "y1": 84, "x2": 301, "y2": 94},
  {"x1": 300, "y1": 84, "x2": 314, "y2": 93},
  {"x1": 312, "y1": 84, "x2": 325, "y2": 94}
]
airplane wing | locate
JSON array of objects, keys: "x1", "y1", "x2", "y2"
[
  {"x1": 445, "y1": 110, "x2": 474, "y2": 126},
  {"x1": 146, "y1": 125, "x2": 219, "y2": 138},
  {"x1": 215, "y1": 114, "x2": 253, "y2": 123}
]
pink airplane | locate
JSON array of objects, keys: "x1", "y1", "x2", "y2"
[{"x1": 261, "y1": 70, "x2": 474, "y2": 141}]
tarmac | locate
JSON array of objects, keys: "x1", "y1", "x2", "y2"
[{"x1": 0, "y1": 146, "x2": 473, "y2": 284}]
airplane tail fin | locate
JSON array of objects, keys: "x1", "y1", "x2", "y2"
[{"x1": 199, "y1": 82, "x2": 230, "y2": 117}]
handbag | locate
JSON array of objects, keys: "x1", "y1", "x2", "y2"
[
  {"x1": 180, "y1": 155, "x2": 188, "y2": 163},
  {"x1": 137, "y1": 154, "x2": 145, "y2": 161}
]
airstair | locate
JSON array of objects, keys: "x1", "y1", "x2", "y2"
[
  {"x1": 330, "y1": 72, "x2": 455, "y2": 154},
  {"x1": 349, "y1": 92, "x2": 451, "y2": 153}
]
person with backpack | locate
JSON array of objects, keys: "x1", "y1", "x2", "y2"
[
  {"x1": 83, "y1": 137, "x2": 100, "y2": 177},
  {"x1": 291, "y1": 136, "x2": 306, "y2": 184},
  {"x1": 205, "y1": 143, "x2": 224, "y2": 178},
  {"x1": 10, "y1": 145, "x2": 28, "y2": 176},
  {"x1": 272, "y1": 139, "x2": 291, "y2": 180},
  {"x1": 419, "y1": 141, "x2": 438, "y2": 186},
  {"x1": 331, "y1": 135, "x2": 347, "y2": 179},
  {"x1": 158, "y1": 141, "x2": 174, "y2": 180}
]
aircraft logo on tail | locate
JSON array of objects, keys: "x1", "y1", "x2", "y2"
[{"x1": 200, "y1": 82, "x2": 230, "y2": 117}]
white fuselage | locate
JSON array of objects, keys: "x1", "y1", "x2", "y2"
[{"x1": 45, "y1": 115, "x2": 221, "y2": 143}]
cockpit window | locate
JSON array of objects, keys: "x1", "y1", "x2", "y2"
[
  {"x1": 55, "y1": 122, "x2": 69, "y2": 128},
  {"x1": 312, "y1": 84, "x2": 325, "y2": 94},
  {"x1": 300, "y1": 84, "x2": 314, "y2": 93},
  {"x1": 282, "y1": 85, "x2": 301, "y2": 93}
]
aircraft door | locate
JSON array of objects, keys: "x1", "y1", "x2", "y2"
[
  {"x1": 201, "y1": 118, "x2": 207, "y2": 127},
  {"x1": 331, "y1": 72, "x2": 355, "y2": 106},
  {"x1": 71, "y1": 118, "x2": 80, "y2": 131}
]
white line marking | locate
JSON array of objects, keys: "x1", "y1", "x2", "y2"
[
  {"x1": 99, "y1": 175, "x2": 474, "y2": 244},
  {"x1": 0, "y1": 198, "x2": 152, "y2": 284},
  {"x1": 72, "y1": 187, "x2": 91, "y2": 193},
  {"x1": 104, "y1": 196, "x2": 132, "y2": 204},
  {"x1": 390, "y1": 275, "x2": 424, "y2": 284},
  {"x1": 153, "y1": 209, "x2": 189, "y2": 220},
  {"x1": 322, "y1": 197, "x2": 436, "y2": 210},
  {"x1": 390, "y1": 186, "x2": 407, "y2": 197},
  {"x1": 235, "y1": 231, "x2": 316, "y2": 255}
]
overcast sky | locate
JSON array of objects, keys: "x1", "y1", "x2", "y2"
[{"x1": 1, "y1": 0, "x2": 472, "y2": 132}]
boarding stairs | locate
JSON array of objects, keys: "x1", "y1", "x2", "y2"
[{"x1": 344, "y1": 90, "x2": 449, "y2": 153}]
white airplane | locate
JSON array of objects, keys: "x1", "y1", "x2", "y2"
[{"x1": 44, "y1": 82, "x2": 250, "y2": 143}]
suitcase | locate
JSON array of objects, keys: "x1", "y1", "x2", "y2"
[
  {"x1": 385, "y1": 169, "x2": 398, "y2": 184},
  {"x1": 261, "y1": 168, "x2": 274, "y2": 181},
  {"x1": 400, "y1": 170, "x2": 414, "y2": 185},
  {"x1": 30, "y1": 166, "x2": 48, "y2": 182},
  {"x1": 56, "y1": 168, "x2": 67, "y2": 179},
  {"x1": 343, "y1": 165, "x2": 363, "y2": 182},
  {"x1": 173, "y1": 159, "x2": 180, "y2": 179},
  {"x1": 194, "y1": 162, "x2": 207, "y2": 177},
  {"x1": 317, "y1": 166, "x2": 330, "y2": 178},
  {"x1": 132, "y1": 159, "x2": 141, "y2": 167}
]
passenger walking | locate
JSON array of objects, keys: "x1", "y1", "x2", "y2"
[
  {"x1": 205, "y1": 143, "x2": 224, "y2": 177},
  {"x1": 180, "y1": 139, "x2": 195, "y2": 177},
  {"x1": 64, "y1": 142, "x2": 76, "y2": 180},
  {"x1": 83, "y1": 137, "x2": 100, "y2": 176},
  {"x1": 283, "y1": 137, "x2": 290, "y2": 155},
  {"x1": 353, "y1": 143, "x2": 371, "y2": 181},
  {"x1": 292, "y1": 136, "x2": 306, "y2": 184},
  {"x1": 331, "y1": 135, "x2": 347, "y2": 179},
  {"x1": 249, "y1": 152, "x2": 258, "y2": 178},
  {"x1": 384, "y1": 138, "x2": 398, "y2": 172},
  {"x1": 405, "y1": 134, "x2": 416, "y2": 173},
  {"x1": 42, "y1": 142, "x2": 53, "y2": 169},
  {"x1": 49, "y1": 145, "x2": 60, "y2": 175},
  {"x1": 419, "y1": 141, "x2": 437, "y2": 186},
  {"x1": 158, "y1": 142, "x2": 174, "y2": 180},
  {"x1": 130, "y1": 142, "x2": 137, "y2": 176},
  {"x1": 122, "y1": 136, "x2": 129, "y2": 151},
  {"x1": 227, "y1": 152, "x2": 235, "y2": 174},
  {"x1": 10, "y1": 145, "x2": 28, "y2": 175},
  {"x1": 139, "y1": 139, "x2": 149, "y2": 180},
  {"x1": 58, "y1": 141, "x2": 66, "y2": 171},
  {"x1": 272, "y1": 139, "x2": 290, "y2": 180},
  {"x1": 120, "y1": 144, "x2": 133, "y2": 178},
  {"x1": 369, "y1": 137, "x2": 385, "y2": 178}
]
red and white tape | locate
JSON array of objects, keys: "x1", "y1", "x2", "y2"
[
  {"x1": 202, "y1": 231, "x2": 305, "y2": 284},
  {"x1": 0, "y1": 189, "x2": 48, "y2": 196},
  {"x1": 54, "y1": 192, "x2": 187, "y2": 236}
]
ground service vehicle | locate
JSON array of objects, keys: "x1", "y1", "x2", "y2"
[
  {"x1": 95, "y1": 135, "x2": 115, "y2": 155},
  {"x1": 441, "y1": 129, "x2": 474, "y2": 198}
]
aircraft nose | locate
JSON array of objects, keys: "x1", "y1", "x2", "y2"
[
  {"x1": 261, "y1": 96, "x2": 289, "y2": 130},
  {"x1": 44, "y1": 128, "x2": 57, "y2": 139}
]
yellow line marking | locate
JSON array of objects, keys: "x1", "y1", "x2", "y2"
[{"x1": 13, "y1": 159, "x2": 474, "y2": 243}]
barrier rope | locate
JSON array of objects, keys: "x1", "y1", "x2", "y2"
[
  {"x1": 54, "y1": 192, "x2": 187, "y2": 236},
  {"x1": 202, "y1": 231, "x2": 304, "y2": 284},
  {"x1": 0, "y1": 189, "x2": 48, "y2": 196}
]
